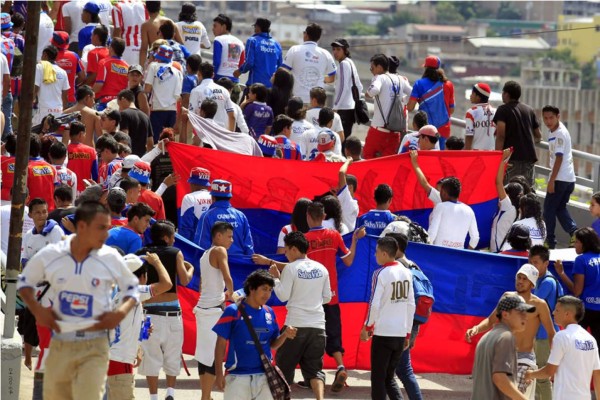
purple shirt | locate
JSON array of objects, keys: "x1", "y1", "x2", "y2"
[{"x1": 243, "y1": 101, "x2": 273, "y2": 138}]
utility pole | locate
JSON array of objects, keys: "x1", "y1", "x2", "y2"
[{"x1": 1, "y1": 2, "x2": 40, "y2": 399}]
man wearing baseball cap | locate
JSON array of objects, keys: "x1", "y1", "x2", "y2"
[
  {"x1": 466, "y1": 264, "x2": 556, "y2": 399},
  {"x1": 52, "y1": 31, "x2": 86, "y2": 106},
  {"x1": 126, "y1": 64, "x2": 151, "y2": 116},
  {"x1": 400, "y1": 124, "x2": 440, "y2": 153},
  {"x1": 179, "y1": 167, "x2": 213, "y2": 241},
  {"x1": 193, "y1": 179, "x2": 254, "y2": 255},
  {"x1": 465, "y1": 82, "x2": 497, "y2": 150},
  {"x1": 79, "y1": 2, "x2": 102, "y2": 51},
  {"x1": 234, "y1": 17, "x2": 282, "y2": 89},
  {"x1": 130, "y1": 161, "x2": 166, "y2": 220},
  {"x1": 471, "y1": 294, "x2": 535, "y2": 400},
  {"x1": 313, "y1": 130, "x2": 345, "y2": 162}
]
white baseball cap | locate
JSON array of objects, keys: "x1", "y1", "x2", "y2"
[
  {"x1": 123, "y1": 254, "x2": 144, "y2": 273},
  {"x1": 516, "y1": 264, "x2": 539, "y2": 287}
]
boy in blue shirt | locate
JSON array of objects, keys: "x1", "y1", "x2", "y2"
[
  {"x1": 242, "y1": 83, "x2": 274, "y2": 138},
  {"x1": 214, "y1": 269, "x2": 296, "y2": 398},
  {"x1": 529, "y1": 245, "x2": 563, "y2": 400},
  {"x1": 357, "y1": 183, "x2": 399, "y2": 236}
]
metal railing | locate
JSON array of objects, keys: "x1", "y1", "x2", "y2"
[{"x1": 450, "y1": 117, "x2": 600, "y2": 193}]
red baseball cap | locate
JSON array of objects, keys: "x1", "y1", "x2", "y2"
[
  {"x1": 423, "y1": 55, "x2": 441, "y2": 69},
  {"x1": 473, "y1": 83, "x2": 491, "y2": 98}
]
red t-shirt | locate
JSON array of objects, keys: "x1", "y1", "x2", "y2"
[
  {"x1": 138, "y1": 189, "x2": 165, "y2": 220},
  {"x1": 27, "y1": 158, "x2": 57, "y2": 211},
  {"x1": 86, "y1": 47, "x2": 110, "y2": 81},
  {"x1": 67, "y1": 142, "x2": 98, "y2": 193},
  {"x1": 439, "y1": 80, "x2": 455, "y2": 138},
  {"x1": 1, "y1": 155, "x2": 15, "y2": 201},
  {"x1": 304, "y1": 227, "x2": 350, "y2": 305},
  {"x1": 96, "y1": 56, "x2": 129, "y2": 100},
  {"x1": 56, "y1": 49, "x2": 84, "y2": 103}
]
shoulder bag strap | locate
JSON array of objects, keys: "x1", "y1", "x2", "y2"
[
  {"x1": 349, "y1": 62, "x2": 359, "y2": 95},
  {"x1": 238, "y1": 302, "x2": 266, "y2": 357}
]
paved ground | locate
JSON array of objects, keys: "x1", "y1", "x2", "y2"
[{"x1": 18, "y1": 354, "x2": 473, "y2": 399}]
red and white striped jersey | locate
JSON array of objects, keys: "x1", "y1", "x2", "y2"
[{"x1": 112, "y1": 0, "x2": 147, "y2": 48}]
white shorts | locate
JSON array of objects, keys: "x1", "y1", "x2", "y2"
[
  {"x1": 122, "y1": 46, "x2": 141, "y2": 67},
  {"x1": 194, "y1": 307, "x2": 222, "y2": 367},
  {"x1": 138, "y1": 314, "x2": 183, "y2": 377},
  {"x1": 224, "y1": 374, "x2": 273, "y2": 400}
]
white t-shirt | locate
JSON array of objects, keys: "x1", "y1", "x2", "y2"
[
  {"x1": 367, "y1": 73, "x2": 411, "y2": 128},
  {"x1": 274, "y1": 257, "x2": 331, "y2": 329},
  {"x1": 548, "y1": 323, "x2": 600, "y2": 400},
  {"x1": 277, "y1": 224, "x2": 294, "y2": 249},
  {"x1": 232, "y1": 103, "x2": 249, "y2": 134},
  {"x1": 37, "y1": 12, "x2": 55, "y2": 61},
  {"x1": 282, "y1": 41, "x2": 336, "y2": 103},
  {"x1": 503, "y1": 217, "x2": 546, "y2": 250},
  {"x1": 548, "y1": 122, "x2": 576, "y2": 183},
  {"x1": 96, "y1": 0, "x2": 113, "y2": 29},
  {"x1": 428, "y1": 201, "x2": 480, "y2": 249},
  {"x1": 323, "y1": 218, "x2": 349, "y2": 235},
  {"x1": 21, "y1": 224, "x2": 65, "y2": 263},
  {"x1": 189, "y1": 78, "x2": 234, "y2": 129},
  {"x1": 490, "y1": 196, "x2": 517, "y2": 253},
  {"x1": 176, "y1": 21, "x2": 211, "y2": 55},
  {"x1": 365, "y1": 262, "x2": 415, "y2": 337},
  {"x1": 1, "y1": 205, "x2": 34, "y2": 254},
  {"x1": 306, "y1": 107, "x2": 343, "y2": 135},
  {"x1": 212, "y1": 34, "x2": 244, "y2": 79},
  {"x1": 110, "y1": 285, "x2": 152, "y2": 364},
  {"x1": 290, "y1": 120, "x2": 316, "y2": 159},
  {"x1": 62, "y1": 0, "x2": 86, "y2": 43},
  {"x1": 0, "y1": 53, "x2": 8, "y2": 97},
  {"x1": 337, "y1": 185, "x2": 359, "y2": 231},
  {"x1": 145, "y1": 62, "x2": 183, "y2": 111},
  {"x1": 465, "y1": 103, "x2": 496, "y2": 150},
  {"x1": 35, "y1": 62, "x2": 70, "y2": 111},
  {"x1": 333, "y1": 57, "x2": 362, "y2": 110}
]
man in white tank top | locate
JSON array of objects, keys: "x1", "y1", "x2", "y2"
[{"x1": 195, "y1": 221, "x2": 235, "y2": 400}]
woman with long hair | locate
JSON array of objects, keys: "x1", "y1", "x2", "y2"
[
  {"x1": 267, "y1": 67, "x2": 294, "y2": 118},
  {"x1": 321, "y1": 195, "x2": 349, "y2": 235},
  {"x1": 276, "y1": 198, "x2": 311, "y2": 254},
  {"x1": 175, "y1": 2, "x2": 211, "y2": 55},
  {"x1": 555, "y1": 227, "x2": 600, "y2": 352},
  {"x1": 503, "y1": 193, "x2": 546, "y2": 250}
]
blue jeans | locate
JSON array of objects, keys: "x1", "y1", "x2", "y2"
[
  {"x1": 395, "y1": 348, "x2": 423, "y2": 400},
  {"x1": 150, "y1": 110, "x2": 177, "y2": 142},
  {"x1": 543, "y1": 180, "x2": 577, "y2": 248},
  {"x1": 2, "y1": 92, "x2": 13, "y2": 139}
]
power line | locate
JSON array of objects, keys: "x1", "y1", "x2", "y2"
[{"x1": 350, "y1": 25, "x2": 599, "y2": 48}]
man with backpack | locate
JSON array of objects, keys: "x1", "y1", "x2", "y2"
[
  {"x1": 386, "y1": 231, "x2": 434, "y2": 400},
  {"x1": 363, "y1": 53, "x2": 411, "y2": 159},
  {"x1": 529, "y1": 245, "x2": 563, "y2": 400}
]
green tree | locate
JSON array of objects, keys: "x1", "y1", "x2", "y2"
[
  {"x1": 376, "y1": 11, "x2": 423, "y2": 35},
  {"x1": 496, "y1": 1, "x2": 522, "y2": 20},
  {"x1": 346, "y1": 21, "x2": 378, "y2": 36},
  {"x1": 543, "y1": 48, "x2": 578, "y2": 67},
  {"x1": 435, "y1": 2, "x2": 465, "y2": 25},
  {"x1": 581, "y1": 60, "x2": 597, "y2": 89}
]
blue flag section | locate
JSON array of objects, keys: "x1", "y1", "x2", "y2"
[{"x1": 176, "y1": 233, "x2": 574, "y2": 373}]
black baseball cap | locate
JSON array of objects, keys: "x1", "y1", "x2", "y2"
[
  {"x1": 331, "y1": 38, "x2": 349, "y2": 49},
  {"x1": 496, "y1": 295, "x2": 536, "y2": 315}
]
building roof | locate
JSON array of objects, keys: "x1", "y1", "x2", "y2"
[
  {"x1": 467, "y1": 37, "x2": 550, "y2": 50},
  {"x1": 412, "y1": 24, "x2": 467, "y2": 33}
]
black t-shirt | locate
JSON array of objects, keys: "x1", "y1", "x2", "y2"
[
  {"x1": 48, "y1": 206, "x2": 76, "y2": 224},
  {"x1": 120, "y1": 108, "x2": 153, "y2": 157},
  {"x1": 150, "y1": 154, "x2": 172, "y2": 192},
  {"x1": 136, "y1": 241, "x2": 179, "y2": 294},
  {"x1": 492, "y1": 101, "x2": 539, "y2": 162}
]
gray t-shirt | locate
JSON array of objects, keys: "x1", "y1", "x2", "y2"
[{"x1": 471, "y1": 322, "x2": 518, "y2": 400}]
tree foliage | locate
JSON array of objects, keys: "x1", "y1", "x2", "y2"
[
  {"x1": 496, "y1": 1, "x2": 523, "y2": 20},
  {"x1": 435, "y1": 2, "x2": 465, "y2": 25},
  {"x1": 346, "y1": 21, "x2": 378, "y2": 36},
  {"x1": 377, "y1": 10, "x2": 423, "y2": 35},
  {"x1": 581, "y1": 60, "x2": 597, "y2": 90}
]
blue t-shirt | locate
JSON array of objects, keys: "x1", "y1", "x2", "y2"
[
  {"x1": 357, "y1": 210, "x2": 397, "y2": 236},
  {"x1": 573, "y1": 252, "x2": 600, "y2": 311},
  {"x1": 105, "y1": 226, "x2": 142, "y2": 255},
  {"x1": 592, "y1": 218, "x2": 600, "y2": 237},
  {"x1": 212, "y1": 302, "x2": 280, "y2": 375},
  {"x1": 409, "y1": 77, "x2": 449, "y2": 129},
  {"x1": 533, "y1": 271, "x2": 563, "y2": 339},
  {"x1": 78, "y1": 25, "x2": 95, "y2": 51},
  {"x1": 243, "y1": 102, "x2": 274, "y2": 138},
  {"x1": 239, "y1": 33, "x2": 282, "y2": 88},
  {"x1": 182, "y1": 73, "x2": 199, "y2": 95}
]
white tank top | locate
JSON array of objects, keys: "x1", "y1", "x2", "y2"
[{"x1": 197, "y1": 247, "x2": 225, "y2": 308}]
